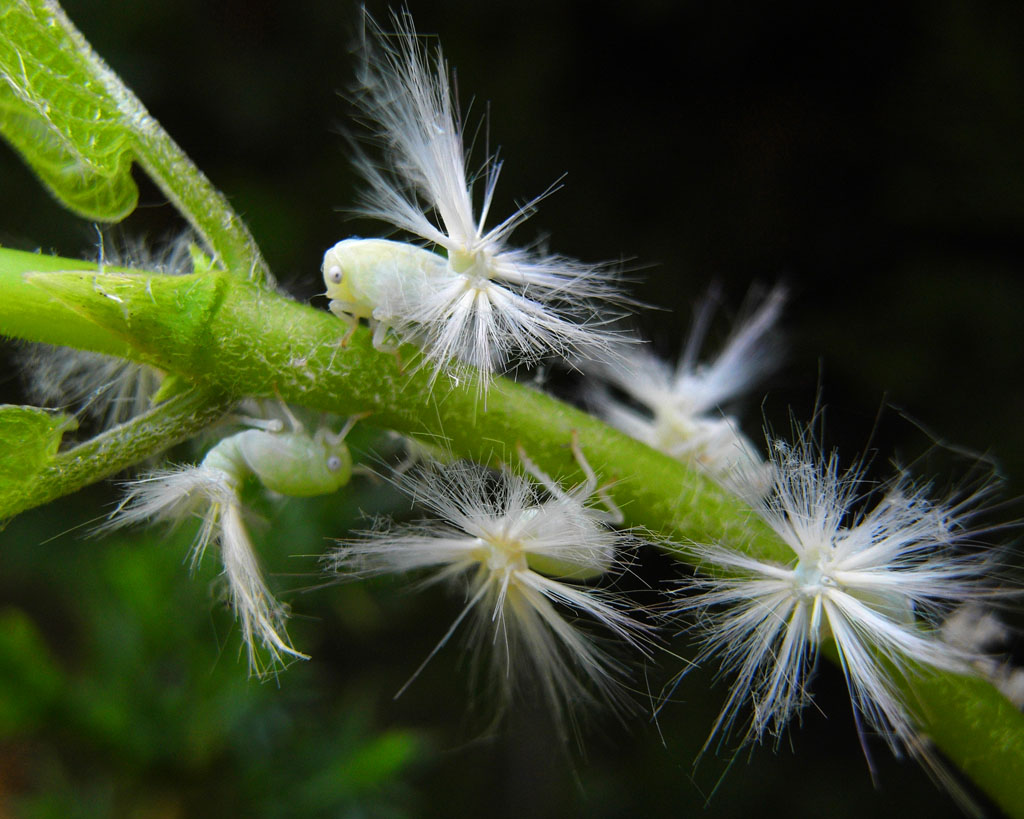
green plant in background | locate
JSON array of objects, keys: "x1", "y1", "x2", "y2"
[{"x1": 2, "y1": 2, "x2": 1023, "y2": 817}]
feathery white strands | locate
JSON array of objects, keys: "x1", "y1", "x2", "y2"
[
  {"x1": 670, "y1": 426, "x2": 999, "y2": 771},
  {"x1": 941, "y1": 605, "x2": 1024, "y2": 708},
  {"x1": 21, "y1": 346, "x2": 162, "y2": 429},
  {"x1": 591, "y1": 288, "x2": 783, "y2": 487},
  {"x1": 326, "y1": 443, "x2": 651, "y2": 720},
  {"x1": 101, "y1": 410, "x2": 360, "y2": 675},
  {"x1": 323, "y1": 14, "x2": 627, "y2": 384},
  {"x1": 20, "y1": 233, "x2": 202, "y2": 429}
]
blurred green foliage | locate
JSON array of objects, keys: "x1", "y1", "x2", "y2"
[{"x1": 0, "y1": 486, "x2": 424, "y2": 818}]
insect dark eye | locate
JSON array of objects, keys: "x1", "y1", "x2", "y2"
[
  {"x1": 326, "y1": 265, "x2": 343, "y2": 284},
  {"x1": 327, "y1": 455, "x2": 342, "y2": 472}
]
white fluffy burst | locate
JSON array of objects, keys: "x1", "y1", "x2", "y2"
[
  {"x1": 942, "y1": 605, "x2": 1024, "y2": 708},
  {"x1": 669, "y1": 427, "x2": 999, "y2": 772},
  {"x1": 335, "y1": 12, "x2": 627, "y2": 379},
  {"x1": 591, "y1": 288, "x2": 783, "y2": 487},
  {"x1": 100, "y1": 466, "x2": 307, "y2": 677},
  {"x1": 326, "y1": 457, "x2": 649, "y2": 721}
]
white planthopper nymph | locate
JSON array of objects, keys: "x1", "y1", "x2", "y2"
[
  {"x1": 101, "y1": 407, "x2": 361, "y2": 675},
  {"x1": 941, "y1": 605, "x2": 1024, "y2": 709},
  {"x1": 326, "y1": 437, "x2": 652, "y2": 725},
  {"x1": 590, "y1": 287, "x2": 784, "y2": 489},
  {"x1": 323, "y1": 12, "x2": 629, "y2": 386},
  {"x1": 666, "y1": 421, "x2": 1004, "y2": 798}
]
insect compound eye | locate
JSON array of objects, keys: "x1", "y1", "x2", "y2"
[
  {"x1": 326, "y1": 264, "x2": 343, "y2": 285},
  {"x1": 327, "y1": 455, "x2": 342, "y2": 472}
]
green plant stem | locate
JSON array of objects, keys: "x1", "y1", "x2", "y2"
[
  {"x1": 2, "y1": 250, "x2": 1023, "y2": 815},
  {"x1": 3, "y1": 385, "x2": 234, "y2": 519},
  {"x1": 0, "y1": 247, "x2": 134, "y2": 355},
  {"x1": 122, "y1": 106, "x2": 269, "y2": 286},
  {"x1": 0, "y1": 250, "x2": 777, "y2": 557}
]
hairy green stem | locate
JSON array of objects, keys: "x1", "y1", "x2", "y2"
[
  {"x1": 0, "y1": 250, "x2": 778, "y2": 557},
  {"x1": 2, "y1": 251, "x2": 1023, "y2": 815},
  {"x1": 3, "y1": 385, "x2": 234, "y2": 519}
]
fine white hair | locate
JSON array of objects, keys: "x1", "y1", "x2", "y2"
[{"x1": 345, "y1": 11, "x2": 632, "y2": 382}]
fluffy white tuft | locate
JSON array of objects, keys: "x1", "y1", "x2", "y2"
[
  {"x1": 348, "y1": 12, "x2": 630, "y2": 379},
  {"x1": 22, "y1": 347, "x2": 163, "y2": 429},
  {"x1": 217, "y1": 502, "x2": 307, "y2": 674},
  {"x1": 668, "y1": 425, "x2": 1002, "y2": 783},
  {"x1": 590, "y1": 287, "x2": 783, "y2": 487},
  {"x1": 326, "y1": 459, "x2": 649, "y2": 722},
  {"x1": 101, "y1": 464, "x2": 307, "y2": 676},
  {"x1": 942, "y1": 605, "x2": 1024, "y2": 708},
  {"x1": 20, "y1": 233, "x2": 197, "y2": 429}
]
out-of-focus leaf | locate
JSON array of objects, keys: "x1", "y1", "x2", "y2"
[
  {"x1": 297, "y1": 729, "x2": 422, "y2": 810},
  {"x1": 0, "y1": 608, "x2": 64, "y2": 735}
]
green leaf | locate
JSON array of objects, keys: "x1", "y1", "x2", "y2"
[
  {"x1": 0, "y1": 405, "x2": 74, "y2": 517},
  {"x1": 295, "y1": 729, "x2": 422, "y2": 810},
  {"x1": 0, "y1": 1, "x2": 140, "y2": 220},
  {"x1": 0, "y1": 0, "x2": 271, "y2": 285},
  {"x1": 340, "y1": 731, "x2": 421, "y2": 790}
]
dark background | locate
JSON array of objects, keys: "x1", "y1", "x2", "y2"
[{"x1": 2, "y1": 1, "x2": 1023, "y2": 816}]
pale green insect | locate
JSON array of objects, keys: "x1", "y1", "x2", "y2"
[
  {"x1": 202, "y1": 423, "x2": 353, "y2": 497},
  {"x1": 322, "y1": 237, "x2": 449, "y2": 347},
  {"x1": 105, "y1": 409, "x2": 364, "y2": 675}
]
